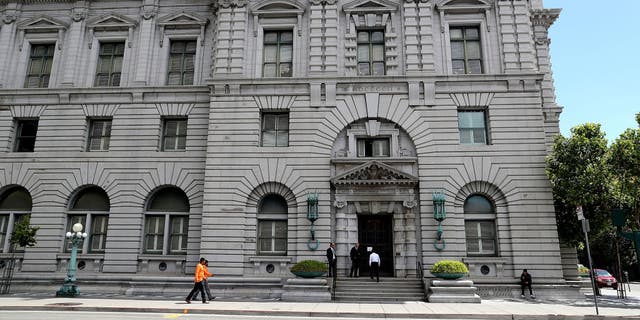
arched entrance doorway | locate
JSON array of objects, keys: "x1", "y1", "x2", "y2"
[{"x1": 330, "y1": 119, "x2": 420, "y2": 278}]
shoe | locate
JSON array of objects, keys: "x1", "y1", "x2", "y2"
[
  {"x1": 520, "y1": 295, "x2": 525, "y2": 298},
  {"x1": 185, "y1": 299, "x2": 191, "y2": 304},
  {"x1": 209, "y1": 297, "x2": 215, "y2": 300},
  {"x1": 531, "y1": 295, "x2": 536, "y2": 299},
  {"x1": 203, "y1": 301, "x2": 209, "y2": 304}
]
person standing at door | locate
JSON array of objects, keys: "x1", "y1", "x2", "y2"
[
  {"x1": 349, "y1": 242, "x2": 361, "y2": 277},
  {"x1": 326, "y1": 242, "x2": 337, "y2": 277},
  {"x1": 369, "y1": 249, "x2": 380, "y2": 282}
]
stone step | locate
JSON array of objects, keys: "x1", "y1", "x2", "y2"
[{"x1": 334, "y1": 277, "x2": 425, "y2": 302}]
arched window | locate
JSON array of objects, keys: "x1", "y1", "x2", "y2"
[
  {"x1": 66, "y1": 186, "x2": 110, "y2": 253},
  {"x1": 463, "y1": 194, "x2": 497, "y2": 256},
  {"x1": 0, "y1": 186, "x2": 32, "y2": 253},
  {"x1": 257, "y1": 194, "x2": 288, "y2": 255},
  {"x1": 144, "y1": 187, "x2": 189, "y2": 255}
]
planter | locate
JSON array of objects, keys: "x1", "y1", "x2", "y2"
[
  {"x1": 292, "y1": 271, "x2": 326, "y2": 278},
  {"x1": 432, "y1": 272, "x2": 467, "y2": 280}
]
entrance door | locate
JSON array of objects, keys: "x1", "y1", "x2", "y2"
[{"x1": 358, "y1": 215, "x2": 393, "y2": 276}]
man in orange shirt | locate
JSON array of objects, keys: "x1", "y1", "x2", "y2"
[{"x1": 185, "y1": 257, "x2": 212, "y2": 304}]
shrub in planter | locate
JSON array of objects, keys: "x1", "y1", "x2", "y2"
[
  {"x1": 430, "y1": 260, "x2": 469, "y2": 279},
  {"x1": 290, "y1": 260, "x2": 328, "y2": 278}
]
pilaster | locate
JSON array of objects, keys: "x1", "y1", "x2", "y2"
[
  {"x1": 404, "y1": 0, "x2": 434, "y2": 74},
  {"x1": 0, "y1": 1, "x2": 21, "y2": 88},
  {"x1": 213, "y1": 0, "x2": 247, "y2": 76},
  {"x1": 497, "y1": 1, "x2": 519, "y2": 72},
  {"x1": 133, "y1": 0, "x2": 159, "y2": 86},
  {"x1": 60, "y1": 1, "x2": 88, "y2": 87},
  {"x1": 309, "y1": 0, "x2": 338, "y2": 75}
]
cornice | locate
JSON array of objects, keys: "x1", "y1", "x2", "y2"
[{"x1": 531, "y1": 8, "x2": 561, "y2": 29}]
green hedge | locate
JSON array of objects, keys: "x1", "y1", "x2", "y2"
[
  {"x1": 430, "y1": 260, "x2": 469, "y2": 274},
  {"x1": 290, "y1": 260, "x2": 328, "y2": 272}
]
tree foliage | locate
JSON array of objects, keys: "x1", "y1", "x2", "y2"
[
  {"x1": 607, "y1": 113, "x2": 640, "y2": 228},
  {"x1": 546, "y1": 123, "x2": 611, "y2": 246},
  {"x1": 10, "y1": 216, "x2": 39, "y2": 248}
]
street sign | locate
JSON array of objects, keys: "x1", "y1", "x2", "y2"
[{"x1": 576, "y1": 206, "x2": 585, "y2": 221}]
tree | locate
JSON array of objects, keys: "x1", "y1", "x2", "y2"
[
  {"x1": 10, "y1": 216, "x2": 39, "y2": 249},
  {"x1": 546, "y1": 123, "x2": 611, "y2": 246},
  {"x1": 607, "y1": 113, "x2": 640, "y2": 229}
]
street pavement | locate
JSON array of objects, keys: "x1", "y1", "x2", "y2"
[{"x1": 0, "y1": 283, "x2": 638, "y2": 319}]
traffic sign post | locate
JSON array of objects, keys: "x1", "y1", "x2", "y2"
[{"x1": 577, "y1": 206, "x2": 599, "y2": 315}]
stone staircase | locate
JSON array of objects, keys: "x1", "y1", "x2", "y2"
[{"x1": 334, "y1": 277, "x2": 426, "y2": 302}]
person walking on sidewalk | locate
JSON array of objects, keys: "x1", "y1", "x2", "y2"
[
  {"x1": 326, "y1": 242, "x2": 337, "y2": 278},
  {"x1": 350, "y1": 242, "x2": 361, "y2": 277},
  {"x1": 369, "y1": 249, "x2": 380, "y2": 282},
  {"x1": 185, "y1": 257, "x2": 212, "y2": 304},
  {"x1": 520, "y1": 269, "x2": 535, "y2": 299},
  {"x1": 193, "y1": 259, "x2": 215, "y2": 301}
]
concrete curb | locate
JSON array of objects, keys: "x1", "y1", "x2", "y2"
[{"x1": 0, "y1": 305, "x2": 639, "y2": 320}]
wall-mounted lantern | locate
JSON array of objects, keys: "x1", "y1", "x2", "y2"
[
  {"x1": 307, "y1": 192, "x2": 319, "y2": 250},
  {"x1": 432, "y1": 191, "x2": 446, "y2": 251}
]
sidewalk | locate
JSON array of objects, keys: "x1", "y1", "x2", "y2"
[{"x1": 0, "y1": 284, "x2": 638, "y2": 319}]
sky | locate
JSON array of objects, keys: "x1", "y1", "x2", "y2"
[{"x1": 543, "y1": 0, "x2": 639, "y2": 142}]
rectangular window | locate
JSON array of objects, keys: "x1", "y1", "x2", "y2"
[
  {"x1": 65, "y1": 215, "x2": 87, "y2": 253},
  {"x1": 357, "y1": 138, "x2": 390, "y2": 157},
  {"x1": 258, "y1": 220, "x2": 287, "y2": 255},
  {"x1": 450, "y1": 26, "x2": 483, "y2": 74},
  {"x1": 465, "y1": 220, "x2": 496, "y2": 255},
  {"x1": 169, "y1": 216, "x2": 188, "y2": 254},
  {"x1": 458, "y1": 111, "x2": 487, "y2": 144},
  {"x1": 0, "y1": 215, "x2": 8, "y2": 253},
  {"x1": 87, "y1": 118, "x2": 112, "y2": 151},
  {"x1": 14, "y1": 119, "x2": 39, "y2": 152},
  {"x1": 261, "y1": 113, "x2": 289, "y2": 147},
  {"x1": 25, "y1": 43, "x2": 55, "y2": 88},
  {"x1": 95, "y1": 42, "x2": 124, "y2": 87},
  {"x1": 263, "y1": 30, "x2": 293, "y2": 77},
  {"x1": 89, "y1": 215, "x2": 109, "y2": 253},
  {"x1": 167, "y1": 40, "x2": 196, "y2": 85},
  {"x1": 162, "y1": 118, "x2": 187, "y2": 151},
  {"x1": 144, "y1": 215, "x2": 164, "y2": 254},
  {"x1": 357, "y1": 30, "x2": 385, "y2": 76}
]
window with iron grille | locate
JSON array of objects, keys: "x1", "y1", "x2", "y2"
[
  {"x1": 87, "y1": 118, "x2": 112, "y2": 151},
  {"x1": 95, "y1": 42, "x2": 124, "y2": 87},
  {"x1": 13, "y1": 119, "x2": 38, "y2": 152},
  {"x1": 261, "y1": 113, "x2": 289, "y2": 147},
  {"x1": 262, "y1": 30, "x2": 293, "y2": 77},
  {"x1": 161, "y1": 118, "x2": 187, "y2": 151},
  {"x1": 24, "y1": 43, "x2": 55, "y2": 88},
  {"x1": 458, "y1": 110, "x2": 488, "y2": 144},
  {"x1": 450, "y1": 26, "x2": 483, "y2": 74},
  {"x1": 167, "y1": 40, "x2": 196, "y2": 85},
  {"x1": 357, "y1": 30, "x2": 385, "y2": 76}
]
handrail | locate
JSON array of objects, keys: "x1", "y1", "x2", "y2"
[{"x1": 417, "y1": 260, "x2": 428, "y2": 301}]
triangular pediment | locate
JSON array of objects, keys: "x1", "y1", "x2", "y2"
[
  {"x1": 158, "y1": 12, "x2": 208, "y2": 27},
  {"x1": 88, "y1": 14, "x2": 137, "y2": 30},
  {"x1": 18, "y1": 15, "x2": 68, "y2": 31},
  {"x1": 437, "y1": 0, "x2": 491, "y2": 12},
  {"x1": 331, "y1": 161, "x2": 418, "y2": 186},
  {"x1": 343, "y1": 0, "x2": 397, "y2": 13}
]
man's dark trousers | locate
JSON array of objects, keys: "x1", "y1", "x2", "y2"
[
  {"x1": 186, "y1": 281, "x2": 206, "y2": 303},
  {"x1": 370, "y1": 262, "x2": 380, "y2": 282}
]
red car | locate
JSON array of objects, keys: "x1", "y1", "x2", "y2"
[{"x1": 593, "y1": 269, "x2": 618, "y2": 289}]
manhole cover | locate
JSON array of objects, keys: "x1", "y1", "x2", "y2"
[{"x1": 46, "y1": 302, "x2": 83, "y2": 307}]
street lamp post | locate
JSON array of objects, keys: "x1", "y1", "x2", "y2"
[{"x1": 56, "y1": 223, "x2": 87, "y2": 297}]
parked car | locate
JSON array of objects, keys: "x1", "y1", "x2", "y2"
[{"x1": 593, "y1": 269, "x2": 618, "y2": 289}]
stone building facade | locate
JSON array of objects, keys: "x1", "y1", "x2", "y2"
[{"x1": 0, "y1": 0, "x2": 571, "y2": 297}]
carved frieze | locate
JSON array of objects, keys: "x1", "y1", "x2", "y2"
[
  {"x1": 219, "y1": 0, "x2": 248, "y2": 8},
  {"x1": 331, "y1": 161, "x2": 418, "y2": 187},
  {"x1": 310, "y1": 0, "x2": 337, "y2": 4}
]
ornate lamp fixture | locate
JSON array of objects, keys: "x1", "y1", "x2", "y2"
[
  {"x1": 56, "y1": 222, "x2": 87, "y2": 297},
  {"x1": 432, "y1": 191, "x2": 446, "y2": 251},
  {"x1": 307, "y1": 192, "x2": 319, "y2": 250}
]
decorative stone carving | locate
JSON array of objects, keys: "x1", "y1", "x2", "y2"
[
  {"x1": 402, "y1": 200, "x2": 417, "y2": 208},
  {"x1": 334, "y1": 200, "x2": 347, "y2": 208},
  {"x1": 2, "y1": 12, "x2": 18, "y2": 24},
  {"x1": 71, "y1": 4, "x2": 88, "y2": 22},
  {"x1": 140, "y1": 0, "x2": 158, "y2": 20},
  {"x1": 531, "y1": 8, "x2": 561, "y2": 29},
  {"x1": 310, "y1": 0, "x2": 337, "y2": 4},
  {"x1": 331, "y1": 161, "x2": 419, "y2": 186},
  {"x1": 219, "y1": 0, "x2": 248, "y2": 8}
]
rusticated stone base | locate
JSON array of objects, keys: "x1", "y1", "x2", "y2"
[{"x1": 428, "y1": 279, "x2": 481, "y2": 303}]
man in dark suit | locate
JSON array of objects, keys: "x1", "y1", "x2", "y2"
[
  {"x1": 349, "y1": 242, "x2": 361, "y2": 277},
  {"x1": 326, "y1": 242, "x2": 337, "y2": 277}
]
